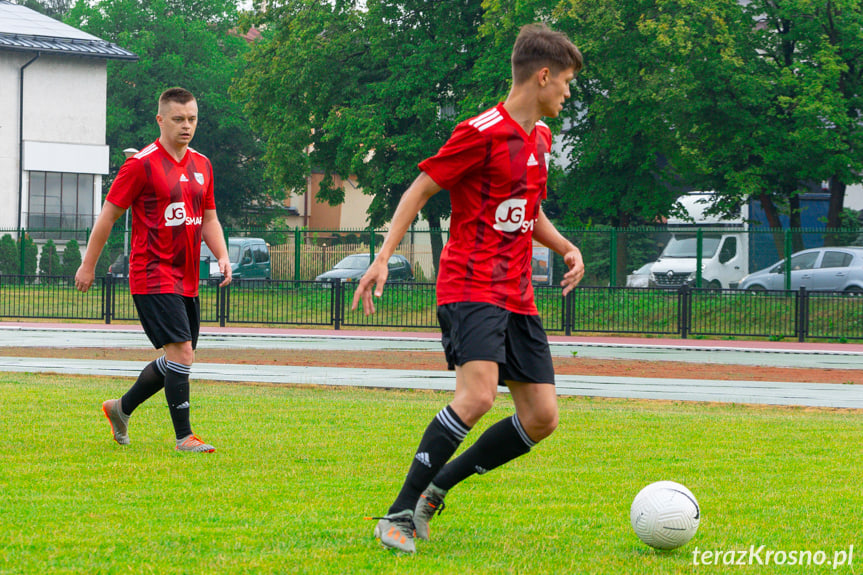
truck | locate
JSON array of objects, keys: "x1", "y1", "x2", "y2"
[{"x1": 647, "y1": 191, "x2": 830, "y2": 289}]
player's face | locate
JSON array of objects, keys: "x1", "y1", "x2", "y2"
[
  {"x1": 538, "y1": 67, "x2": 575, "y2": 118},
  {"x1": 157, "y1": 100, "x2": 198, "y2": 149}
]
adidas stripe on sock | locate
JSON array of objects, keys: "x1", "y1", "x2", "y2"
[{"x1": 388, "y1": 406, "x2": 471, "y2": 515}]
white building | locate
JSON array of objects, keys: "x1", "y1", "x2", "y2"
[{"x1": 0, "y1": 1, "x2": 135, "y2": 239}]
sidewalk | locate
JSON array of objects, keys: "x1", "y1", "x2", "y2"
[{"x1": 0, "y1": 321, "x2": 861, "y2": 409}]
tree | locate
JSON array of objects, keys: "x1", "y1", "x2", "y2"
[
  {"x1": 39, "y1": 239, "x2": 61, "y2": 280},
  {"x1": 10, "y1": 0, "x2": 72, "y2": 19},
  {"x1": 18, "y1": 234, "x2": 37, "y2": 278},
  {"x1": 234, "y1": 0, "x2": 485, "y2": 272},
  {"x1": 61, "y1": 239, "x2": 82, "y2": 278},
  {"x1": 639, "y1": 0, "x2": 863, "y2": 254},
  {"x1": 66, "y1": 0, "x2": 275, "y2": 226},
  {"x1": 0, "y1": 235, "x2": 19, "y2": 276}
]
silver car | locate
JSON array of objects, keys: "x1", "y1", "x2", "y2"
[{"x1": 738, "y1": 247, "x2": 863, "y2": 292}]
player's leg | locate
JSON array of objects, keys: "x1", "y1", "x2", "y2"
[
  {"x1": 101, "y1": 356, "x2": 167, "y2": 445},
  {"x1": 415, "y1": 313, "x2": 556, "y2": 537},
  {"x1": 375, "y1": 360, "x2": 496, "y2": 552},
  {"x1": 101, "y1": 294, "x2": 174, "y2": 445},
  {"x1": 165, "y1": 296, "x2": 212, "y2": 452},
  {"x1": 373, "y1": 303, "x2": 504, "y2": 552}
]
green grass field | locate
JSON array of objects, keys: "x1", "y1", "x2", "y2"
[{"x1": 0, "y1": 373, "x2": 859, "y2": 574}]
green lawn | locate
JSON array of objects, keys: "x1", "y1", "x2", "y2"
[{"x1": 0, "y1": 373, "x2": 859, "y2": 574}]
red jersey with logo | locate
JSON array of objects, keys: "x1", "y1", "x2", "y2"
[
  {"x1": 106, "y1": 139, "x2": 215, "y2": 296},
  {"x1": 419, "y1": 103, "x2": 551, "y2": 314}
]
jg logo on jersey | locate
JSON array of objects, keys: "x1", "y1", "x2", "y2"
[
  {"x1": 493, "y1": 198, "x2": 535, "y2": 233},
  {"x1": 164, "y1": 202, "x2": 203, "y2": 227}
]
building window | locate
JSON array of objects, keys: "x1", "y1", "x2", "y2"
[{"x1": 27, "y1": 171, "x2": 95, "y2": 239}]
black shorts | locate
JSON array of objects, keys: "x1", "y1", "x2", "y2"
[
  {"x1": 133, "y1": 293, "x2": 200, "y2": 350},
  {"x1": 437, "y1": 302, "x2": 555, "y2": 386}
]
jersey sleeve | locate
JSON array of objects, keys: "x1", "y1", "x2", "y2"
[
  {"x1": 105, "y1": 158, "x2": 146, "y2": 209},
  {"x1": 418, "y1": 122, "x2": 486, "y2": 191}
]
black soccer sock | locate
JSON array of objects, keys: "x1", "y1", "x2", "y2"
[
  {"x1": 120, "y1": 356, "x2": 167, "y2": 416},
  {"x1": 388, "y1": 406, "x2": 471, "y2": 515},
  {"x1": 432, "y1": 414, "x2": 536, "y2": 492},
  {"x1": 163, "y1": 360, "x2": 193, "y2": 440}
]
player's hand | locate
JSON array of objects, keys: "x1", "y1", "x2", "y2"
[
  {"x1": 561, "y1": 247, "x2": 585, "y2": 296},
  {"x1": 351, "y1": 258, "x2": 389, "y2": 316},
  {"x1": 74, "y1": 264, "x2": 95, "y2": 293},
  {"x1": 217, "y1": 257, "x2": 232, "y2": 287}
]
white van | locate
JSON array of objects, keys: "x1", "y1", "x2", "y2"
[{"x1": 648, "y1": 192, "x2": 749, "y2": 289}]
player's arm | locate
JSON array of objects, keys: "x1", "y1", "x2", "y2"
[
  {"x1": 201, "y1": 209, "x2": 231, "y2": 287},
  {"x1": 533, "y1": 206, "x2": 584, "y2": 296},
  {"x1": 351, "y1": 172, "x2": 442, "y2": 315},
  {"x1": 75, "y1": 201, "x2": 126, "y2": 293}
]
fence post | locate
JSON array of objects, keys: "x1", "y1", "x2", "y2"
[
  {"x1": 18, "y1": 228, "x2": 24, "y2": 276},
  {"x1": 695, "y1": 228, "x2": 703, "y2": 288},
  {"x1": 678, "y1": 284, "x2": 690, "y2": 339},
  {"x1": 796, "y1": 286, "x2": 808, "y2": 342},
  {"x1": 564, "y1": 290, "x2": 573, "y2": 337},
  {"x1": 332, "y1": 279, "x2": 342, "y2": 330},
  {"x1": 219, "y1": 284, "x2": 229, "y2": 327},
  {"x1": 104, "y1": 274, "x2": 113, "y2": 324},
  {"x1": 294, "y1": 228, "x2": 302, "y2": 283}
]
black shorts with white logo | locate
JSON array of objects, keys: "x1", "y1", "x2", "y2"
[
  {"x1": 437, "y1": 302, "x2": 555, "y2": 386},
  {"x1": 133, "y1": 293, "x2": 200, "y2": 350}
]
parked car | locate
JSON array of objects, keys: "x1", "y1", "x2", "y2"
[
  {"x1": 626, "y1": 262, "x2": 653, "y2": 288},
  {"x1": 107, "y1": 253, "x2": 128, "y2": 277},
  {"x1": 200, "y1": 238, "x2": 271, "y2": 282},
  {"x1": 738, "y1": 246, "x2": 863, "y2": 292},
  {"x1": 315, "y1": 253, "x2": 413, "y2": 285}
]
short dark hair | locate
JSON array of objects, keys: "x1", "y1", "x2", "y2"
[
  {"x1": 511, "y1": 24, "x2": 583, "y2": 85},
  {"x1": 158, "y1": 87, "x2": 196, "y2": 111}
]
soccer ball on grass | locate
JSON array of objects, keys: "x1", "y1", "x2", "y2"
[{"x1": 630, "y1": 481, "x2": 700, "y2": 550}]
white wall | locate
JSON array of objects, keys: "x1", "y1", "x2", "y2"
[
  {"x1": 0, "y1": 52, "x2": 108, "y2": 232},
  {"x1": 22, "y1": 55, "x2": 107, "y2": 145}
]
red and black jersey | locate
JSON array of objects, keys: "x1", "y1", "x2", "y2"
[
  {"x1": 106, "y1": 139, "x2": 215, "y2": 296},
  {"x1": 419, "y1": 103, "x2": 552, "y2": 315}
]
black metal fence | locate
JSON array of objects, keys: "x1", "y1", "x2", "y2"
[{"x1": 1, "y1": 274, "x2": 861, "y2": 341}]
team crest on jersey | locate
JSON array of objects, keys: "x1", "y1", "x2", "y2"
[
  {"x1": 194, "y1": 173, "x2": 205, "y2": 185},
  {"x1": 493, "y1": 198, "x2": 534, "y2": 233}
]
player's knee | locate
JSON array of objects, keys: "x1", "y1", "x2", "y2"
[
  {"x1": 453, "y1": 390, "x2": 496, "y2": 425},
  {"x1": 524, "y1": 408, "x2": 558, "y2": 442},
  {"x1": 165, "y1": 343, "x2": 195, "y2": 366}
]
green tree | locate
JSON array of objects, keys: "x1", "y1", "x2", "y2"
[
  {"x1": 66, "y1": 0, "x2": 274, "y2": 225},
  {"x1": 0, "y1": 234, "x2": 19, "y2": 276},
  {"x1": 234, "y1": 0, "x2": 485, "y2": 272},
  {"x1": 39, "y1": 239, "x2": 61, "y2": 280},
  {"x1": 61, "y1": 239, "x2": 82, "y2": 278},
  {"x1": 638, "y1": 0, "x2": 863, "y2": 253},
  {"x1": 18, "y1": 234, "x2": 38, "y2": 278}
]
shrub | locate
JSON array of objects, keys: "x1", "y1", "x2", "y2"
[
  {"x1": 39, "y1": 239, "x2": 61, "y2": 281},
  {"x1": 0, "y1": 234, "x2": 18, "y2": 275},
  {"x1": 61, "y1": 239, "x2": 83, "y2": 278},
  {"x1": 18, "y1": 234, "x2": 37, "y2": 280}
]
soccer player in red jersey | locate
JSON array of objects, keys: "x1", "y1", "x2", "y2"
[
  {"x1": 75, "y1": 87, "x2": 232, "y2": 453},
  {"x1": 353, "y1": 24, "x2": 585, "y2": 553}
]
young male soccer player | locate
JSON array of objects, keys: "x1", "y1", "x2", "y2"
[
  {"x1": 75, "y1": 87, "x2": 232, "y2": 453},
  {"x1": 352, "y1": 24, "x2": 585, "y2": 552}
]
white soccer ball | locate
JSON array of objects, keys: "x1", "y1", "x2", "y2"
[{"x1": 630, "y1": 481, "x2": 700, "y2": 550}]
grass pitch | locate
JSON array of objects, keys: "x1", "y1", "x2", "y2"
[{"x1": 0, "y1": 373, "x2": 859, "y2": 574}]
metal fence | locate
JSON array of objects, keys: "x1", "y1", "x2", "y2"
[
  {"x1": 1, "y1": 274, "x2": 861, "y2": 341},
  {"x1": 4, "y1": 225, "x2": 862, "y2": 288}
]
